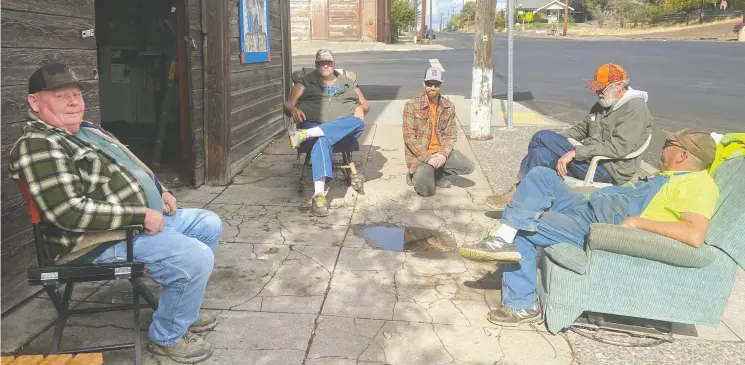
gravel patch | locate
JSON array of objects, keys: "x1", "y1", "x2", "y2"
[
  {"x1": 567, "y1": 331, "x2": 745, "y2": 365},
  {"x1": 464, "y1": 126, "x2": 564, "y2": 195}
]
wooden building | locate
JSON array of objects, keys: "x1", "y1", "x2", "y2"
[
  {"x1": 1, "y1": 0, "x2": 293, "y2": 312},
  {"x1": 291, "y1": 0, "x2": 392, "y2": 42}
]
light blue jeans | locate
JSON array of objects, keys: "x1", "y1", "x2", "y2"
[
  {"x1": 500, "y1": 167, "x2": 671, "y2": 309},
  {"x1": 92, "y1": 208, "x2": 222, "y2": 346},
  {"x1": 299, "y1": 116, "x2": 364, "y2": 182}
]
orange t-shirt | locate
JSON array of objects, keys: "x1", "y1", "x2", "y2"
[{"x1": 427, "y1": 103, "x2": 440, "y2": 154}]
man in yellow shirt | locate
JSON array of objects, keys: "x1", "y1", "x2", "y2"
[
  {"x1": 402, "y1": 67, "x2": 475, "y2": 196},
  {"x1": 460, "y1": 129, "x2": 718, "y2": 326}
]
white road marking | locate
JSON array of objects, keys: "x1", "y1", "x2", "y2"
[{"x1": 429, "y1": 58, "x2": 445, "y2": 72}]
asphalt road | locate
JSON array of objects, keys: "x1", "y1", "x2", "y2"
[{"x1": 293, "y1": 32, "x2": 744, "y2": 162}]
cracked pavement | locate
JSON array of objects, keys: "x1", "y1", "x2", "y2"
[{"x1": 4, "y1": 99, "x2": 742, "y2": 365}]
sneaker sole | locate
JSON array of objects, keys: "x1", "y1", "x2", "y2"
[
  {"x1": 459, "y1": 247, "x2": 522, "y2": 262},
  {"x1": 312, "y1": 210, "x2": 329, "y2": 217},
  {"x1": 485, "y1": 201, "x2": 507, "y2": 211},
  {"x1": 147, "y1": 343, "x2": 213, "y2": 364},
  {"x1": 486, "y1": 312, "x2": 541, "y2": 327}
]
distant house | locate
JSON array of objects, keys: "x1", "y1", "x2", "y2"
[
  {"x1": 290, "y1": 0, "x2": 392, "y2": 42},
  {"x1": 515, "y1": 0, "x2": 578, "y2": 23}
]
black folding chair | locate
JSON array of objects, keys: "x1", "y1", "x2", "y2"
[{"x1": 17, "y1": 180, "x2": 159, "y2": 365}]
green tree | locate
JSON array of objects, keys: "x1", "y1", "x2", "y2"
[
  {"x1": 587, "y1": 0, "x2": 613, "y2": 27},
  {"x1": 460, "y1": 1, "x2": 477, "y2": 26},
  {"x1": 391, "y1": 0, "x2": 417, "y2": 42}
]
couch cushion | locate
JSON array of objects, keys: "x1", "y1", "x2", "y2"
[
  {"x1": 545, "y1": 243, "x2": 588, "y2": 275},
  {"x1": 707, "y1": 156, "x2": 745, "y2": 269}
]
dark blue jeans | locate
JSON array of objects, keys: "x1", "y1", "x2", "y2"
[{"x1": 519, "y1": 130, "x2": 614, "y2": 184}]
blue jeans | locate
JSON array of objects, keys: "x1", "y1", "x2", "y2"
[
  {"x1": 92, "y1": 208, "x2": 223, "y2": 346},
  {"x1": 499, "y1": 167, "x2": 670, "y2": 309},
  {"x1": 299, "y1": 116, "x2": 364, "y2": 182},
  {"x1": 519, "y1": 130, "x2": 614, "y2": 184}
]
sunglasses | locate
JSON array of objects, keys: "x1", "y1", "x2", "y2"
[
  {"x1": 425, "y1": 81, "x2": 442, "y2": 88},
  {"x1": 663, "y1": 140, "x2": 685, "y2": 150}
]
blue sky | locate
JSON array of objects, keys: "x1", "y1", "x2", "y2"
[{"x1": 428, "y1": 0, "x2": 508, "y2": 28}]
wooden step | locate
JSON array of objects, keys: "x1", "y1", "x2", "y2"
[{"x1": 1, "y1": 354, "x2": 102, "y2": 365}]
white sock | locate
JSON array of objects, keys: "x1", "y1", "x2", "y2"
[
  {"x1": 306, "y1": 127, "x2": 324, "y2": 138},
  {"x1": 314, "y1": 180, "x2": 325, "y2": 195},
  {"x1": 493, "y1": 224, "x2": 518, "y2": 244}
]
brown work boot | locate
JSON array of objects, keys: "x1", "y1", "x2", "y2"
[
  {"x1": 147, "y1": 331, "x2": 213, "y2": 364},
  {"x1": 485, "y1": 184, "x2": 517, "y2": 211},
  {"x1": 188, "y1": 312, "x2": 219, "y2": 333}
]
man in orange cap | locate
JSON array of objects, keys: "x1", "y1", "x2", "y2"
[{"x1": 484, "y1": 63, "x2": 653, "y2": 211}]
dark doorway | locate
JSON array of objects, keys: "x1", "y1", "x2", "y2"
[{"x1": 94, "y1": 0, "x2": 191, "y2": 186}]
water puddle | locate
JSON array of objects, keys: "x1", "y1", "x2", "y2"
[{"x1": 351, "y1": 224, "x2": 457, "y2": 254}]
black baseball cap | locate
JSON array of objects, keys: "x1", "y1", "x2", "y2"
[{"x1": 28, "y1": 63, "x2": 92, "y2": 94}]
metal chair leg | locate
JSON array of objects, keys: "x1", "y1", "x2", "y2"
[
  {"x1": 299, "y1": 153, "x2": 311, "y2": 192},
  {"x1": 50, "y1": 282, "x2": 74, "y2": 353},
  {"x1": 341, "y1": 152, "x2": 352, "y2": 185},
  {"x1": 131, "y1": 278, "x2": 158, "y2": 310},
  {"x1": 132, "y1": 287, "x2": 142, "y2": 365}
]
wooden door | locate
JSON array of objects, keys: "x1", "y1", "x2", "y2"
[{"x1": 310, "y1": 0, "x2": 329, "y2": 40}]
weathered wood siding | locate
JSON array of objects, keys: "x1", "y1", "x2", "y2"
[
  {"x1": 188, "y1": 0, "x2": 206, "y2": 186},
  {"x1": 363, "y1": 0, "x2": 378, "y2": 40},
  {"x1": 290, "y1": 0, "x2": 311, "y2": 41},
  {"x1": 0, "y1": 0, "x2": 100, "y2": 312},
  {"x1": 329, "y1": 0, "x2": 361, "y2": 40},
  {"x1": 228, "y1": 0, "x2": 287, "y2": 174}
]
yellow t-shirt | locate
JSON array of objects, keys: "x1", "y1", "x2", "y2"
[
  {"x1": 427, "y1": 103, "x2": 441, "y2": 154},
  {"x1": 640, "y1": 170, "x2": 719, "y2": 222}
]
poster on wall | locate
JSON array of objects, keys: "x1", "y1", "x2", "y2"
[{"x1": 239, "y1": 0, "x2": 270, "y2": 63}]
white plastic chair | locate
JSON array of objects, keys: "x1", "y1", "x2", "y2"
[{"x1": 563, "y1": 134, "x2": 653, "y2": 188}]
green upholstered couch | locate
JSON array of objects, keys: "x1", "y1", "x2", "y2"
[{"x1": 537, "y1": 156, "x2": 745, "y2": 334}]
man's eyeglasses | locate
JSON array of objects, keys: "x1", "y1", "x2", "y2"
[
  {"x1": 425, "y1": 81, "x2": 441, "y2": 88},
  {"x1": 664, "y1": 140, "x2": 684, "y2": 150}
]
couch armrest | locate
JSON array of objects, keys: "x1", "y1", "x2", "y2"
[{"x1": 587, "y1": 223, "x2": 715, "y2": 268}]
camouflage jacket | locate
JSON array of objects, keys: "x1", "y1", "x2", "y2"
[{"x1": 402, "y1": 92, "x2": 457, "y2": 173}]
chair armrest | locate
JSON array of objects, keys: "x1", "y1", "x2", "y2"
[
  {"x1": 120, "y1": 225, "x2": 144, "y2": 231},
  {"x1": 587, "y1": 223, "x2": 715, "y2": 268}
]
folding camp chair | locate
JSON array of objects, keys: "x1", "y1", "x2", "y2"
[{"x1": 17, "y1": 180, "x2": 158, "y2": 365}]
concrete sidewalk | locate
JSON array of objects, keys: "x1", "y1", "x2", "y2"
[
  {"x1": 2, "y1": 97, "x2": 743, "y2": 364},
  {"x1": 292, "y1": 40, "x2": 452, "y2": 57}
]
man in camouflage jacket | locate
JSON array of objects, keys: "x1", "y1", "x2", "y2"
[{"x1": 403, "y1": 68, "x2": 474, "y2": 196}]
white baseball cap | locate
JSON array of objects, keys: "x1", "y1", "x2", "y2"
[{"x1": 424, "y1": 67, "x2": 443, "y2": 83}]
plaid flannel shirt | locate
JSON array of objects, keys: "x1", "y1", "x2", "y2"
[
  {"x1": 402, "y1": 92, "x2": 458, "y2": 173},
  {"x1": 8, "y1": 112, "x2": 166, "y2": 262}
]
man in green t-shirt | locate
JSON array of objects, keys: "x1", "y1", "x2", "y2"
[
  {"x1": 459, "y1": 129, "x2": 718, "y2": 327},
  {"x1": 283, "y1": 49, "x2": 370, "y2": 216}
]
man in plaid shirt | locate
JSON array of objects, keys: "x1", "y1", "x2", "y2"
[
  {"x1": 9, "y1": 64, "x2": 221, "y2": 363},
  {"x1": 403, "y1": 67, "x2": 474, "y2": 196}
]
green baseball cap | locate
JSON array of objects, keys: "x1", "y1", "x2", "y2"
[
  {"x1": 28, "y1": 63, "x2": 92, "y2": 94},
  {"x1": 661, "y1": 128, "x2": 717, "y2": 166}
]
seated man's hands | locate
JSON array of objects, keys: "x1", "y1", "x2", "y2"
[
  {"x1": 619, "y1": 217, "x2": 641, "y2": 229},
  {"x1": 291, "y1": 107, "x2": 306, "y2": 123},
  {"x1": 556, "y1": 150, "x2": 576, "y2": 177},
  {"x1": 162, "y1": 192, "x2": 177, "y2": 216},
  {"x1": 427, "y1": 153, "x2": 447, "y2": 169},
  {"x1": 144, "y1": 209, "x2": 165, "y2": 235},
  {"x1": 353, "y1": 106, "x2": 365, "y2": 120}
]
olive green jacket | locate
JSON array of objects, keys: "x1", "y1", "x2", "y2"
[{"x1": 295, "y1": 70, "x2": 360, "y2": 123}]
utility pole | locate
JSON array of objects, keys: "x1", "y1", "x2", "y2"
[
  {"x1": 469, "y1": 0, "x2": 496, "y2": 140},
  {"x1": 420, "y1": 0, "x2": 427, "y2": 42},
  {"x1": 506, "y1": 0, "x2": 514, "y2": 129},
  {"x1": 562, "y1": 0, "x2": 569, "y2": 36},
  {"x1": 430, "y1": 0, "x2": 433, "y2": 36}
]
